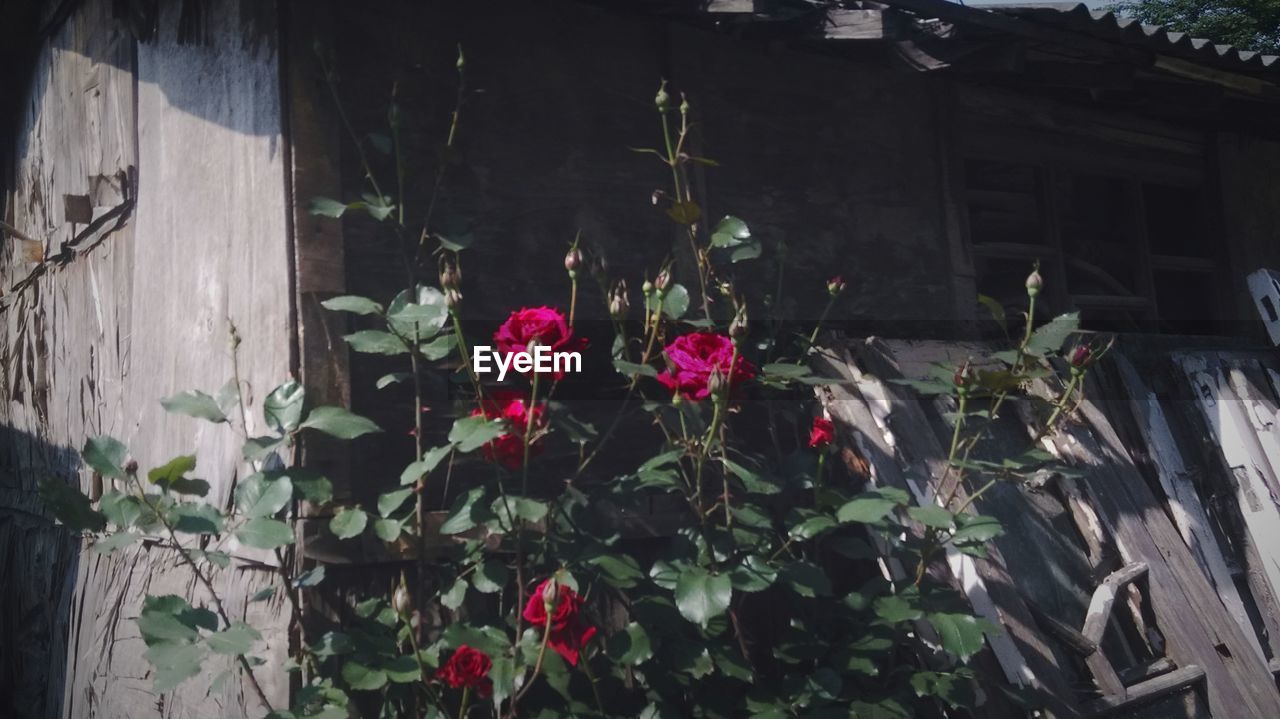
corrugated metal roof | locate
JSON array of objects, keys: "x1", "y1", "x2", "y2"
[{"x1": 978, "y1": 3, "x2": 1280, "y2": 74}]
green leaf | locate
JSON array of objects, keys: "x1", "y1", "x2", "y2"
[
  {"x1": 377, "y1": 488, "x2": 414, "y2": 518},
  {"x1": 264, "y1": 380, "x2": 306, "y2": 433},
  {"x1": 1025, "y1": 312, "x2": 1080, "y2": 357},
  {"x1": 372, "y1": 518, "x2": 402, "y2": 542},
  {"x1": 321, "y1": 295, "x2": 383, "y2": 316},
  {"x1": 729, "y1": 239, "x2": 762, "y2": 263},
  {"x1": 383, "y1": 655, "x2": 420, "y2": 684},
  {"x1": 169, "y1": 503, "x2": 224, "y2": 534},
  {"x1": 977, "y1": 294, "x2": 1007, "y2": 331},
  {"x1": 419, "y1": 333, "x2": 457, "y2": 360},
  {"x1": 249, "y1": 586, "x2": 276, "y2": 602},
  {"x1": 99, "y1": 490, "x2": 144, "y2": 528},
  {"x1": 589, "y1": 553, "x2": 644, "y2": 588},
  {"x1": 789, "y1": 515, "x2": 837, "y2": 541},
  {"x1": 309, "y1": 196, "x2": 349, "y2": 218},
  {"x1": 640, "y1": 450, "x2": 684, "y2": 473},
  {"x1": 439, "y1": 486, "x2": 487, "y2": 535},
  {"x1": 330, "y1": 507, "x2": 368, "y2": 539},
  {"x1": 285, "y1": 469, "x2": 334, "y2": 504},
  {"x1": 341, "y1": 660, "x2": 388, "y2": 691},
  {"x1": 907, "y1": 505, "x2": 954, "y2": 530},
  {"x1": 710, "y1": 215, "x2": 751, "y2": 247},
  {"x1": 235, "y1": 473, "x2": 293, "y2": 518},
  {"x1": 674, "y1": 568, "x2": 732, "y2": 627},
  {"x1": 779, "y1": 560, "x2": 831, "y2": 597},
  {"x1": 292, "y1": 566, "x2": 326, "y2": 588},
  {"x1": 614, "y1": 358, "x2": 658, "y2": 378},
  {"x1": 928, "y1": 612, "x2": 989, "y2": 660},
  {"x1": 235, "y1": 518, "x2": 295, "y2": 549},
  {"x1": 490, "y1": 496, "x2": 547, "y2": 528},
  {"x1": 448, "y1": 416, "x2": 506, "y2": 453},
  {"x1": 146, "y1": 642, "x2": 207, "y2": 692},
  {"x1": 441, "y1": 578, "x2": 467, "y2": 610},
  {"x1": 147, "y1": 454, "x2": 197, "y2": 487},
  {"x1": 722, "y1": 457, "x2": 780, "y2": 496},
  {"x1": 386, "y1": 285, "x2": 449, "y2": 339},
  {"x1": 661, "y1": 284, "x2": 690, "y2": 320},
  {"x1": 873, "y1": 595, "x2": 923, "y2": 624},
  {"x1": 837, "y1": 487, "x2": 909, "y2": 524},
  {"x1": 160, "y1": 390, "x2": 228, "y2": 424},
  {"x1": 207, "y1": 621, "x2": 261, "y2": 655},
  {"x1": 301, "y1": 407, "x2": 382, "y2": 439},
  {"x1": 729, "y1": 555, "x2": 777, "y2": 593},
  {"x1": 472, "y1": 560, "x2": 509, "y2": 594},
  {"x1": 92, "y1": 531, "x2": 139, "y2": 555},
  {"x1": 344, "y1": 329, "x2": 408, "y2": 355},
  {"x1": 38, "y1": 478, "x2": 105, "y2": 532},
  {"x1": 83, "y1": 436, "x2": 129, "y2": 479},
  {"x1": 952, "y1": 514, "x2": 1004, "y2": 544},
  {"x1": 401, "y1": 446, "x2": 452, "y2": 485},
  {"x1": 760, "y1": 363, "x2": 809, "y2": 379},
  {"x1": 607, "y1": 622, "x2": 653, "y2": 666},
  {"x1": 312, "y1": 631, "x2": 353, "y2": 657},
  {"x1": 137, "y1": 595, "x2": 217, "y2": 644},
  {"x1": 243, "y1": 435, "x2": 287, "y2": 462}
]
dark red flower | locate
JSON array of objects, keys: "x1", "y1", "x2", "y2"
[
  {"x1": 808, "y1": 417, "x2": 835, "y2": 450},
  {"x1": 522, "y1": 579, "x2": 597, "y2": 666},
  {"x1": 656, "y1": 332, "x2": 755, "y2": 401},
  {"x1": 436, "y1": 645, "x2": 493, "y2": 697},
  {"x1": 493, "y1": 307, "x2": 586, "y2": 380},
  {"x1": 1068, "y1": 344, "x2": 1092, "y2": 368},
  {"x1": 471, "y1": 390, "x2": 546, "y2": 470}
]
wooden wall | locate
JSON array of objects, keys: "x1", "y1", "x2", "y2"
[{"x1": 0, "y1": 1, "x2": 292, "y2": 716}]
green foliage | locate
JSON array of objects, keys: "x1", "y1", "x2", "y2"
[{"x1": 1113, "y1": 0, "x2": 1280, "y2": 52}]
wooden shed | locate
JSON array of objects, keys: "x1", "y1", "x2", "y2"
[{"x1": 5, "y1": 0, "x2": 1280, "y2": 717}]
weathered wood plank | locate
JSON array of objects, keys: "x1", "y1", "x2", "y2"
[
  {"x1": 1110, "y1": 353, "x2": 1264, "y2": 661},
  {"x1": 1084, "y1": 664, "x2": 1206, "y2": 717}
]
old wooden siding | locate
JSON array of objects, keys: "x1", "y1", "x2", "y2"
[
  {"x1": 1, "y1": 1, "x2": 292, "y2": 717},
  {"x1": 1216, "y1": 132, "x2": 1280, "y2": 338}
]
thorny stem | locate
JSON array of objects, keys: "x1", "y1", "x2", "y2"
[
  {"x1": 805, "y1": 294, "x2": 837, "y2": 353},
  {"x1": 511, "y1": 612, "x2": 555, "y2": 706},
  {"x1": 513, "y1": 371, "x2": 542, "y2": 643},
  {"x1": 417, "y1": 45, "x2": 468, "y2": 262},
  {"x1": 457, "y1": 686, "x2": 472, "y2": 719},
  {"x1": 580, "y1": 651, "x2": 607, "y2": 716}
]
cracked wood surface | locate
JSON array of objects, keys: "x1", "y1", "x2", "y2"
[{"x1": 2, "y1": 1, "x2": 291, "y2": 717}]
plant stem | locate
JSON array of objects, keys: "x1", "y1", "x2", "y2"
[
  {"x1": 128, "y1": 473, "x2": 274, "y2": 712},
  {"x1": 513, "y1": 371, "x2": 542, "y2": 642}
]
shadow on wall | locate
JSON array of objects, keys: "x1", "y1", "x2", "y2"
[{"x1": 0, "y1": 425, "x2": 84, "y2": 719}]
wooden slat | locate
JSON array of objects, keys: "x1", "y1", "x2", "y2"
[
  {"x1": 1084, "y1": 664, "x2": 1206, "y2": 717},
  {"x1": 1082, "y1": 562, "x2": 1149, "y2": 644},
  {"x1": 1028, "y1": 371, "x2": 1280, "y2": 718},
  {"x1": 1111, "y1": 353, "x2": 1266, "y2": 661}
]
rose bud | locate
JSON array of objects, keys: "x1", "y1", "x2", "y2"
[
  {"x1": 729, "y1": 305, "x2": 749, "y2": 342},
  {"x1": 679, "y1": 93, "x2": 690, "y2": 116},
  {"x1": 609, "y1": 280, "x2": 630, "y2": 320},
  {"x1": 1068, "y1": 344, "x2": 1092, "y2": 369},
  {"x1": 1026, "y1": 268, "x2": 1044, "y2": 297},
  {"x1": 564, "y1": 246, "x2": 583, "y2": 279},
  {"x1": 124, "y1": 459, "x2": 139, "y2": 476},
  {"x1": 445, "y1": 288, "x2": 463, "y2": 312},
  {"x1": 954, "y1": 361, "x2": 972, "y2": 394},
  {"x1": 439, "y1": 259, "x2": 461, "y2": 291},
  {"x1": 392, "y1": 584, "x2": 412, "y2": 616},
  {"x1": 642, "y1": 279, "x2": 654, "y2": 296},
  {"x1": 655, "y1": 81, "x2": 670, "y2": 112},
  {"x1": 654, "y1": 268, "x2": 672, "y2": 296},
  {"x1": 706, "y1": 367, "x2": 728, "y2": 400},
  {"x1": 541, "y1": 578, "x2": 559, "y2": 615},
  {"x1": 827, "y1": 276, "x2": 847, "y2": 297}
]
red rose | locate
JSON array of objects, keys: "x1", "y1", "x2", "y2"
[
  {"x1": 1068, "y1": 344, "x2": 1092, "y2": 368},
  {"x1": 808, "y1": 417, "x2": 834, "y2": 450},
  {"x1": 436, "y1": 645, "x2": 493, "y2": 697},
  {"x1": 494, "y1": 307, "x2": 587, "y2": 380},
  {"x1": 471, "y1": 390, "x2": 546, "y2": 470},
  {"x1": 656, "y1": 332, "x2": 755, "y2": 401},
  {"x1": 522, "y1": 579, "x2": 597, "y2": 666}
]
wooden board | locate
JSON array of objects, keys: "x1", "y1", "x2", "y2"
[{"x1": 0, "y1": 2, "x2": 293, "y2": 716}]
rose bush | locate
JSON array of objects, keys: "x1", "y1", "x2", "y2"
[{"x1": 38, "y1": 65, "x2": 1102, "y2": 719}]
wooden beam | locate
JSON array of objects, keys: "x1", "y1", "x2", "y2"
[
  {"x1": 1084, "y1": 664, "x2": 1205, "y2": 717},
  {"x1": 1082, "y1": 562, "x2": 1149, "y2": 644},
  {"x1": 823, "y1": 9, "x2": 902, "y2": 41},
  {"x1": 1111, "y1": 353, "x2": 1266, "y2": 662}
]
